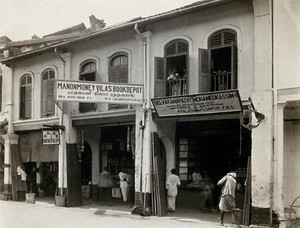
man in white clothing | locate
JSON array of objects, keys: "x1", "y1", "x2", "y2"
[{"x1": 166, "y1": 168, "x2": 181, "y2": 212}]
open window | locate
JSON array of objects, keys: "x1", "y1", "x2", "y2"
[
  {"x1": 154, "y1": 39, "x2": 189, "y2": 97},
  {"x1": 20, "y1": 74, "x2": 32, "y2": 119},
  {"x1": 79, "y1": 60, "x2": 97, "y2": 113},
  {"x1": 199, "y1": 29, "x2": 237, "y2": 92}
]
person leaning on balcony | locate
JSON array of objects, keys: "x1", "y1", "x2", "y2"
[
  {"x1": 166, "y1": 168, "x2": 181, "y2": 213},
  {"x1": 167, "y1": 68, "x2": 179, "y2": 80},
  {"x1": 167, "y1": 69, "x2": 175, "y2": 80},
  {"x1": 217, "y1": 171, "x2": 240, "y2": 227}
]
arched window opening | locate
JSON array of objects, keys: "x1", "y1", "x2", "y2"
[
  {"x1": 208, "y1": 29, "x2": 237, "y2": 91},
  {"x1": 108, "y1": 53, "x2": 128, "y2": 110},
  {"x1": 20, "y1": 74, "x2": 32, "y2": 119},
  {"x1": 42, "y1": 69, "x2": 55, "y2": 117},
  {"x1": 79, "y1": 61, "x2": 97, "y2": 113},
  {"x1": 165, "y1": 39, "x2": 188, "y2": 96}
]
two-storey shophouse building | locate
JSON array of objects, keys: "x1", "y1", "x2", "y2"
[{"x1": 1, "y1": 0, "x2": 299, "y2": 227}]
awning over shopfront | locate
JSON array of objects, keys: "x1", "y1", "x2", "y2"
[
  {"x1": 72, "y1": 111, "x2": 136, "y2": 127},
  {"x1": 19, "y1": 131, "x2": 58, "y2": 162}
]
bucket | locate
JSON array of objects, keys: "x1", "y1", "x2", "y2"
[
  {"x1": 25, "y1": 193, "x2": 35, "y2": 204},
  {"x1": 55, "y1": 195, "x2": 67, "y2": 207}
]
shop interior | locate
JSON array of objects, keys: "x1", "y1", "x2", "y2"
[
  {"x1": 176, "y1": 119, "x2": 251, "y2": 210},
  {"x1": 24, "y1": 161, "x2": 58, "y2": 198},
  {"x1": 99, "y1": 125, "x2": 135, "y2": 203}
]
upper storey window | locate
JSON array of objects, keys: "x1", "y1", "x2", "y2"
[
  {"x1": 79, "y1": 61, "x2": 97, "y2": 113},
  {"x1": 20, "y1": 74, "x2": 32, "y2": 119},
  {"x1": 154, "y1": 39, "x2": 189, "y2": 97},
  {"x1": 199, "y1": 29, "x2": 237, "y2": 92},
  {"x1": 41, "y1": 69, "x2": 55, "y2": 117},
  {"x1": 108, "y1": 52, "x2": 128, "y2": 110}
]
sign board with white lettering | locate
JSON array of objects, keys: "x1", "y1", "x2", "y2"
[
  {"x1": 151, "y1": 90, "x2": 242, "y2": 117},
  {"x1": 42, "y1": 129, "x2": 60, "y2": 145},
  {"x1": 55, "y1": 80, "x2": 143, "y2": 105}
]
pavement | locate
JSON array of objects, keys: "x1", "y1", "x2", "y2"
[
  {"x1": 35, "y1": 197, "x2": 243, "y2": 227},
  {"x1": 0, "y1": 197, "x2": 269, "y2": 228}
]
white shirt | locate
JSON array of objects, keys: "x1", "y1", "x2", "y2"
[{"x1": 166, "y1": 174, "x2": 181, "y2": 197}]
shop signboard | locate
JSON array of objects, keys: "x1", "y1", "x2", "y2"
[
  {"x1": 42, "y1": 129, "x2": 60, "y2": 145},
  {"x1": 151, "y1": 90, "x2": 242, "y2": 117},
  {"x1": 55, "y1": 80, "x2": 143, "y2": 105}
]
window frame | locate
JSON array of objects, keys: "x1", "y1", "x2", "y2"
[
  {"x1": 41, "y1": 68, "x2": 55, "y2": 117},
  {"x1": 79, "y1": 60, "x2": 97, "y2": 113},
  {"x1": 20, "y1": 74, "x2": 33, "y2": 119},
  {"x1": 108, "y1": 52, "x2": 129, "y2": 110}
]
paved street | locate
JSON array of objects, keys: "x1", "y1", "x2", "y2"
[{"x1": 0, "y1": 200, "x2": 241, "y2": 228}]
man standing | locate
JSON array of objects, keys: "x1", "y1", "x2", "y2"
[
  {"x1": 119, "y1": 168, "x2": 129, "y2": 203},
  {"x1": 166, "y1": 168, "x2": 181, "y2": 212},
  {"x1": 99, "y1": 167, "x2": 113, "y2": 204},
  {"x1": 217, "y1": 171, "x2": 240, "y2": 226}
]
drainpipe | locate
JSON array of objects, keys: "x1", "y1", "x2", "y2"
[
  {"x1": 134, "y1": 23, "x2": 148, "y2": 206},
  {"x1": 54, "y1": 47, "x2": 66, "y2": 197},
  {"x1": 54, "y1": 47, "x2": 65, "y2": 79}
]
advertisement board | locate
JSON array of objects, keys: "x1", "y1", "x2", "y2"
[
  {"x1": 151, "y1": 90, "x2": 242, "y2": 117},
  {"x1": 42, "y1": 129, "x2": 60, "y2": 145},
  {"x1": 55, "y1": 80, "x2": 143, "y2": 105}
]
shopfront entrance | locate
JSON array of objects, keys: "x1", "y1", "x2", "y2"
[
  {"x1": 99, "y1": 125, "x2": 135, "y2": 204},
  {"x1": 175, "y1": 119, "x2": 251, "y2": 210}
]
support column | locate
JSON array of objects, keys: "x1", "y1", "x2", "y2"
[
  {"x1": 36, "y1": 162, "x2": 42, "y2": 185},
  {"x1": 274, "y1": 101, "x2": 287, "y2": 219},
  {"x1": 2, "y1": 134, "x2": 19, "y2": 194}
]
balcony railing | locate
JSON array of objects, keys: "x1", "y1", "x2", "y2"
[
  {"x1": 211, "y1": 71, "x2": 232, "y2": 91},
  {"x1": 167, "y1": 78, "x2": 187, "y2": 96}
]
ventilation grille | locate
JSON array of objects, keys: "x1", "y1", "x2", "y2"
[
  {"x1": 209, "y1": 30, "x2": 236, "y2": 48},
  {"x1": 166, "y1": 40, "x2": 188, "y2": 56}
]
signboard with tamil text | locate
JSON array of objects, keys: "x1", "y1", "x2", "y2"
[
  {"x1": 55, "y1": 80, "x2": 143, "y2": 105},
  {"x1": 151, "y1": 90, "x2": 242, "y2": 118},
  {"x1": 42, "y1": 129, "x2": 60, "y2": 145}
]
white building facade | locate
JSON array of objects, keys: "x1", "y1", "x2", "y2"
[{"x1": 0, "y1": 0, "x2": 299, "y2": 227}]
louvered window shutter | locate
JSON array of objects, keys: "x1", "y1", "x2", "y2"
[
  {"x1": 25, "y1": 85, "x2": 32, "y2": 118},
  {"x1": 46, "y1": 80, "x2": 55, "y2": 114},
  {"x1": 118, "y1": 65, "x2": 128, "y2": 83},
  {"x1": 154, "y1": 57, "x2": 166, "y2": 97},
  {"x1": 109, "y1": 55, "x2": 128, "y2": 110},
  {"x1": 198, "y1": 49, "x2": 211, "y2": 92},
  {"x1": 231, "y1": 45, "x2": 238, "y2": 89},
  {"x1": 42, "y1": 80, "x2": 47, "y2": 115},
  {"x1": 109, "y1": 67, "x2": 118, "y2": 82}
]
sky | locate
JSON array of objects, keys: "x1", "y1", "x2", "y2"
[{"x1": 0, "y1": 0, "x2": 198, "y2": 41}]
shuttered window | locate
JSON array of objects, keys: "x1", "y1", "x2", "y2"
[
  {"x1": 208, "y1": 29, "x2": 238, "y2": 91},
  {"x1": 42, "y1": 69, "x2": 55, "y2": 117},
  {"x1": 79, "y1": 61, "x2": 97, "y2": 113},
  {"x1": 109, "y1": 53, "x2": 128, "y2": 110},
  {"x1": 20, "y1": 74, "x2": 32, "y2": 119}
]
